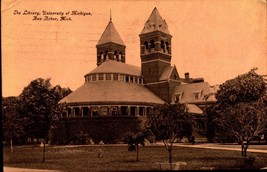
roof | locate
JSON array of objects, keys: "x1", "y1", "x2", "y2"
[
  {"x1": 140, "y1": 7, "x2": 170, "y2": 35},
  {"x1": 159, "y1": 65, "x2": 179, "y2": 81},
  {"x1": 159, "y1": 66, "x2": 174, "y2": 81},
  {"x1": 97, "y1": 20, "x2": 125, "y2": 46},
  {"x1": 86, "y1": 60, "x2": 141, "y2": 76},
  {"x1": 172, "y1": 82, "x2": 217, "y2": 104},
  {"x1": 59, "y1": 81, "x2": 165, "y2": 104},
  {"x1": 186, "y1": 104, "x2": 203, "y2": 114}
]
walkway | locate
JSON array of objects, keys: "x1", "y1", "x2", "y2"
[
  {"x1": 3, "y1": 167, "x2": 61, "y2": 172},
  {"x1": 171, "y1": 143, "x2": 267, "y2": 154}
]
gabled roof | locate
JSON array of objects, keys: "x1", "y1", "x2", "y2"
[
  {"x1": 59, "y1": 81, "x2": 165, "y2": 105},
  {"x1": 97, "y1": 20, "x2": 125, "y2": 46},
  {"x1": 159, "y1": 65, "x2": 179, "y2": 81},
  {"x1": 86, "y1": 60, "x2": 141, "y2": 76},
  {"x1": 140, "y1": 7, "x2": 170, "y2": 35},
  {"x1": 172, "y1": 82, "x2": 217, "y2": 104}
]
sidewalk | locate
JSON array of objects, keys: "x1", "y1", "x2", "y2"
[
  {"x1": 3, "y1": 167, "x2": 61, "y2": 172},
  {"x1": 172, "y1": 143, "x2": 267, "y2": 154}
]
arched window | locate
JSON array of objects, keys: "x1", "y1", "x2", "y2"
[
  {"x1": 144, "y1": 41, "x2": 148, "y2": 49},
  {"x1": 161, "y1": 40, "x2": 165, "y2": 53},
  {"x1": 114, "y1": 51, "x2": 118, "y2": 61},
  {"x1": 100, "y1": 52, "x2": 104, "y2": 61},
  {"x1": 119, "y1": 52, "x2": 122, "y2": 61},
  {"x1": 150, "y1": 40, "x2": 155, "y2": 48},
  {"x1": 104, "y1": 50, "x2": 108, "y2": 60},
  {"x1": 166, "y1": 42, "x2": 170, "y2": 54}
]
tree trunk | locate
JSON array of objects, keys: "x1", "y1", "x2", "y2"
[
  {"x1": 10, "y1": 138, "x2": 13, "y2": 153},
  {"x1": 42, "y1": 138, "x2": 46, "y2": 162},
  {"x1": 241, "y1": 144, "x2": 244, "y2": 156},
  {"x1": 136, "y1": 145, "x2": 139, "y2": 162},
  {"x1": 168, "y1": 148, "x2": 172, "y2": 170}
]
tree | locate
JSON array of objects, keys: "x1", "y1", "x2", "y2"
[
  {"x1": 211, "y1": 68, "x2": 267, "y2": 157},
  {"x1": 19, "y1": 78, "x2": 71, "y2": 161},
  {"x1": 146, "y1": 103, "x2": 192, "y2": 169},
  {"x1": 123, "y1": 131, "x2": 146, "y2": 162},
  {"x1": 2, "y1": 96, "x2": 25, "y2": 152}
]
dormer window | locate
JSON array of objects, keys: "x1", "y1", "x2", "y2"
[
  {"x1": 174, "y1": 92, "x2": 183, "y2": 102},
  {"x1": 193, "y1": 90, "x2": 203, "y2": 100}
]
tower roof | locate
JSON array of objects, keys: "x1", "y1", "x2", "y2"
[
  {"x1": 97, "y1": 20, "x2": 125, "y2": 46},
  {"x1": 140, "y1": 7, "x2": 170, "y2": 35}
]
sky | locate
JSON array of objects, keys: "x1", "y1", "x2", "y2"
[{"x1": 2, "y1": 0, "x2": 267, "y2": 97}]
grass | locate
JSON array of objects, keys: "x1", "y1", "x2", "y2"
[{"x1": 3, "y1": 144, "x2": 267, "y2": 171}]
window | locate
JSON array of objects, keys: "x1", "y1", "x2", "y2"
[
  {"x1": 92, "y1": 74, "x2": 96, "y2": 81},
  {"x1": 67, "y1": 108, "x2": 72, "y2": 117},
  {"x1": 150, "y1": 40, "x2": 155, "y2": 48},
  {"x1": 74, "y1": 107, "x2": 80, "y2": 117},
  {"x1": 139, "y1": 107, "x2": 144, "y2": 116},
  {"x1": 130, "y1": 107, "x2": 136, "y2": 116},
  {"x1": 101, "y1": 106, "x2": 109, "y2": 116},
  {"x1": 139, "y1": 78, "x2": 142, "y2": 84},
  {"x1": 130, "y1": 76, "x2": 134, "y2": 83},
  {"x1": 114, "y1": 51, "x2": 118, "y2": 61},
  {"x1": 121, "y1": 106, "x2": 128, "y2": 116},
  {"x1": 111, "y1": 106, "x2": 118, "y2": 116},
  {"x1": 98, "y1": 74, "x2": 104, "y2": 80},
  {"x1": 175, "y1": 94, "x2": 182, "y2": 102},
  {"x1": 193, "y1": 90, "x2": 202, "y2": 100},
  {"x1": 126, "y1": 76, "x2": 129, "y2": 82},
  {"x1": 92, "y1": 107, "x2": 98, "y2": 117},
  {"x1": 120, "y1": 75, "x2": 124, "y2": 81},
  {"x1": 135, "y1": 77, "x2": 138, "y2": 83},
  {"x1": 194, "y1": 93, "x2": 199, "y2": 99},
  {"x1": 106, "y1": 74, "x2": 111, "y2": 80},
  {"x1": 82, "y1": 107, "x2": 90, "y2": 117},
  {"x1": 113, "y1": 74, "x2": 118, "y2": 80},
  {"x1": 144, "y1": 41, "x2": 148, "y2": 49},
  {"x1": 88, "y1": 76, "x2": 91, "y2": 82}
]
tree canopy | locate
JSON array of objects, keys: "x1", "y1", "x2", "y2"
[
  {"x1": 146, "y1": 103, "x2": 192, "y2": 164},
  {"x1": 210, "y1": 68, "x2": 267, "y2": 156},
  {"x1": 18, "y1": 78, "x2": 72, "y2": 140}
]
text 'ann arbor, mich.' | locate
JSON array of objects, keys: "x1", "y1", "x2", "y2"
[{"x1": 13, "y1": 10, "x2": 92, "y2": 21}]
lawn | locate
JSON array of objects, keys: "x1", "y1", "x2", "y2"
[{"x1": 3, "y1": 144, "x2": 267, "y2": 171}]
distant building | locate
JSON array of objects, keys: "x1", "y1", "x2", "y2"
[{"x1": 58, "y1": 8, "x2": 217, "y2": 144}]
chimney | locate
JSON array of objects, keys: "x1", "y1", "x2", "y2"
[{"x1": 185, "y1": 72, "x2": 190, "y2": 80}]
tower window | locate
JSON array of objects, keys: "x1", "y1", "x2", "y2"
[
  {"x1": 100, "y1": 52, "x2": 104, "y2": 61},
  {"x1": 104, "y1": 50, "x2": 108, "y2": 60},
  {"x1": 144, "y1": 41, "x2": 148, "y2": 49},
  {"x1": 150, "y1": 40, "x2": 155, "y2": 48},
  {"x1": 119, "y1": 52, "x2": 122, "y2": 61},
  {"x1": 166, "y1": 42, "x2": 170, "y2": 54},
  {"x1": 114, "y1": 51, "x2": 118, "y2": 61},
  {"x1": 161, "y1": 40, "x2": 165, "y2": 53}
]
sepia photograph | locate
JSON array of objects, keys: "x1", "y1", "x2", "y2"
[{"x1": 2, "y1": 0, "x2": 267, "y2": 171}]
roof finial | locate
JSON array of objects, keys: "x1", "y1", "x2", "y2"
[{"x1": 110, "y1": 9, "x2": 112, "y2": 22}]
